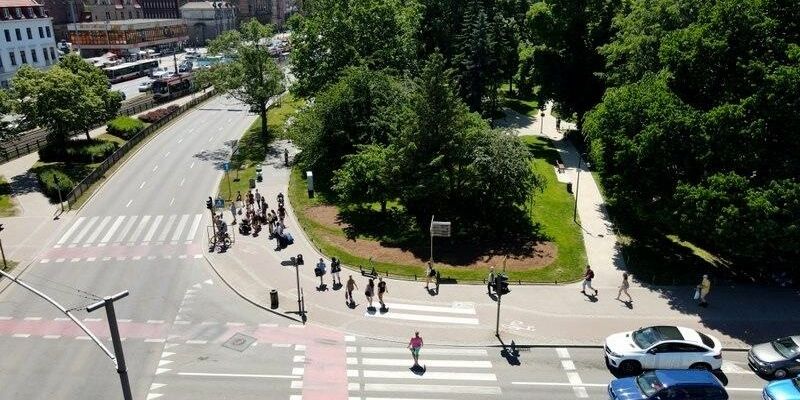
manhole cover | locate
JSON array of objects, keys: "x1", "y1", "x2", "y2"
[{"x1": 223, "y1": 332, "x2": 256, "y2": 352}]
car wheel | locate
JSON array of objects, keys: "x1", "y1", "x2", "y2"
[
  {"x1": 773, "y1": 369, "x2": 788, "y2": 379},
  {"x1": 690, "y1": 362, "x2": 711, "y2": 371},
  {"x1": 619, "y1": 360, "x2": 641, "y2": 376}
]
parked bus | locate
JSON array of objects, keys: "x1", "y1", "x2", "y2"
[
  {"x1": 152, "y1": 74, "x2": 193, "y2": 101},
  {"x1": 103, "y1": 59, "x2": 159, "y2": 83}
]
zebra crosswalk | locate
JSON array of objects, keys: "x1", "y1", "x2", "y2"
[
  {"x1": 344, "y1": 342, "x2": 502, "y2": 399},
  {"x1": 55, "y1": 214, "x2": 205, "y2": 248},
  {"x1": 364, "y1": 302, "x2": 479, "y2": 325}
]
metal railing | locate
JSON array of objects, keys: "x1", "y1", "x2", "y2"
[{"x1": 64, "y1": 90, "x2": 216, "y2": 209}]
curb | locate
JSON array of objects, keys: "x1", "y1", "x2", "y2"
[{"x1": 202, "y1": 252, "x2": 302, "y2": 324}]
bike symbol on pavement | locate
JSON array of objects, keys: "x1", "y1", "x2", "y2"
[{"x1": 502, "y1": 320, "x2": 536, "y2": 333}]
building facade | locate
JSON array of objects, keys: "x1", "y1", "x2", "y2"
[
  {"x1": 39, "y1": 0, "x2": 82, "y2": 40},
  {"x1": 138, "y1": 0, "x2": 184, "y2": 19},
  {"x1": 67, "y1": 18, "x2": 186, "y2": 56},
  {"x1": 82, "y1": 0, "x2": 142, "y2": 23},
  {"x1": 179, "y1": 1, "x2": 233, "y2": 46},
  {"x1": 0, "y1": 0, "x2": 59, "y2": 87}
]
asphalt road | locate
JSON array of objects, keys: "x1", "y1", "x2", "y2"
[{"x1": 0, "y1": 94, "x2": 266, "y2": 400}]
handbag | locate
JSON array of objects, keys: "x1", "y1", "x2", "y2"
[{"x1": 693, "y1": 289, "x2": 700, "y2": 300}]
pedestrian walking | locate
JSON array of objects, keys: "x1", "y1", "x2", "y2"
[
  {"x1": 331, "y1": 257, "x2": 342, "y2": 285},
  {"x1": 487, "y1": 266, "x2": 496, "y2": 295},
  {"x1": 425, "y1": 262, "x2": 435, "y2": 290},
  {"x1": 346, "y1": 275, "x2": 358, "y2": 304},
  {"x1": 408, "y1": 331, "x2": 423, "y2": 367},
  {"x1": 696, "y1": 274, "x2": 711, "y2": 307},
  {"x1": 315, "y1": 258, "x2": 327, "y2": 287},
  {"x1": 284, "y1": 148, "x2": 289, "y2": 166},
  {"x1": 255, "y1": 189, "x2": 262, "y2": 211},
  {"x1": 581, "y1": 265, "x2": 597, "y2": 296},
  {"x1": 365, "y1": 278, "x2": 375, "y2": 308},
  {"x1": 236, "y1": 191, "x2": 243, "y2": 204},
  {"x1": 616, "y1": 272, "x2": 631, "y2": 302},
  {"x1": 260, "y1": 197, "x2": 267, "y2": 212},
  {"x1": 230, "y1": 201, "x2": 237, "y2": 225},
  {"x1": 377, "y1": 277, "x2": 387, "y2": 308}
]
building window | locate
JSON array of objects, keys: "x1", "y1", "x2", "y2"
[
  {"x1": 4, "y1": 30, "x2": 9, "y2": 42},
  {"x1": 136, "y1": 11, "x2": 140, "y2": 18},
  {"x1": 0, "y1": 56, "x2": 3, "y2": 70},
  {"x1": 15, "y1": 28, "x2": 21, "y2": 41},
  {"x1": 46, "y1": 26, "x2": 51, "y2": 37},
  {"x1": 9, "y1": 52, "x2": 16, "y2": 66},
  {"x1": 30, "y1": 49, "x2": 37, "y2": 63},
  {"x1": 38, "y1": 26, "x2": 44, "y2": 38},
  {"x1": 20, "y1": 50, "x2": 26, "y2": 64},
  {"x1": 26, "y1": 28, "x2": 31, "y2": 40},
  {"x1": 106, "y1": 11, "x2": 110, "y2": 19},
  {"x1": 43, "y1": 47, "x2": 49, "y2": 61},
  {"x1": 128, "y1": 11, "x2": 132, "y2": 19},
  {"x1": 49, "y1": 47, "x2": 55, "y2": 61}
]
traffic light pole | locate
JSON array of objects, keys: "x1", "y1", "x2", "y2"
[
  {"x1": 87, "y1": 291, "x2": 133, "y2": 400},
  {"x1": 495, "y1": 288, "x2": 501, "y2": 337}
]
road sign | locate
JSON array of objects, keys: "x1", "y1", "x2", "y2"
[
  {"x1": 430, "y1": 221, "x2": 451, "y2": 237},
  {"x1": 215, "y1": 197, "x2": 224, "y2": 208}
]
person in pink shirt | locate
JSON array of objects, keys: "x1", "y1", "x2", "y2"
[{"x1": 408, "y1": 331, "x2": 423, "y2": 366}]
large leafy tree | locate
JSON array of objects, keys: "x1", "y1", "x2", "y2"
[
  {"x1": 200, "y1": 20, "x2": 284, "y2": 148},
  {"x1": 0, "y1": 90, "x2": 17, "y2": 142},
  {"x1": 12, "y1": 54, "x2": 121, "y2": 142},
  {"x1": 288, "y1": 0, "x2": 420, "y2": 96},
  {"x1": 331, "y1": 144, "x2": 397, "y2": 213}
]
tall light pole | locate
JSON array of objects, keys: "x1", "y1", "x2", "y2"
[
  {"x1": 87, "y1": 291, "x2": 133, "y2": 400},
  {"x1": 0, "y1": 224, "x2": 7, "y2": 270},
  {"x1": 293, "y1": 254, "x2": 305, "y2": 323},
  {"x1": 573, "y1": 153, "x2": 589, "y2": 223}
]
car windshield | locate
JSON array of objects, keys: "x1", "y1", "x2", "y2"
[
  {"x1": 772, "y1": 337, "x2": 800, "y2": 359},
  {"x1": 632, "y1": 327, "x2": 662, "y2": 349},
  {"x1": 636, "y1": 371, "x2": 664, "y2": 397}
]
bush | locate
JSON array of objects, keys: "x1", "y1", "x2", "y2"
[
  {"x1": 38, "y1": 139, "x2": 119, "y2": 163},
  {"x1": 138, "y1": 105, "x2": 180, "y2": 123},
  {"x1": 107, "y1": 116, "x2": 145, "y2": 140},
  {"x1": 35, "y1": 168, "x2": 74, "y2": 200}
]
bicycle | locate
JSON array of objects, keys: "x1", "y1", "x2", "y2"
[{"x1": 214, "y1": 231, "x2": 232, "y2": 250}]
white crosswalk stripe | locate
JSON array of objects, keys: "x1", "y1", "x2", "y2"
[
  {"x1": 53, "y1": 214, "x2": 205, "y2": 248},
  {"x1": 364, "y1": 302, "x2": 478, "y2": 325},
  {"x1": 344, "y1": 341, "x2": 501, "y2": 399}
]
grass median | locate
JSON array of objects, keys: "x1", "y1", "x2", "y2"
[
  {"x1": 0, "y1": 176, "x2": 17, "y2": 217},
  {"x1": 288, "y1": 135, "x2": 587, "y2": 283}
]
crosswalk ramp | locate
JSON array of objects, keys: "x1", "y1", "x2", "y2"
[
  {"x1": 345, "y1": 344, "x2": 502, "y2": 398},
  {"x1": 364, "y1": 302, "x2": 478, "y2": 325},
  {"x1": 55, "y1": 214, "x2": 204, "y2": 248}
]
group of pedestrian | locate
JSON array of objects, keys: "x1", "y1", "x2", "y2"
[
  {"x1": 579, "y1": 264, "x2": 712, "y2": 307},
  {"x1": 339, "y1": 273, "x2": 388, "y2": 310}
]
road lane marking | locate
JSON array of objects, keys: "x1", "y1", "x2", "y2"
[
  {"x1": 143, "y1": 215, "x2": 163, "y2": 242},
  {"x1": 358, "y1": 358, "x2": 492, "y2": 368},
  {"x1": 85, "y1": 216, "x2": 112, "y2": 244},
  {"x1": 561, "y1": 360, "x2": 576, "y2": 370},
  {"x1": 126, "y1": 200, "x2": 133, "y2": 208},
  {"x1": 157, "y1": 215, "x2": 176, "y2": 242},
  {"x1": 510, "y1": 382, "x2": 762, "y2": 392},
  {"x1": 128, "y1": 215, "x2": 151, "y2": 242},
  {"x1": 57, "y1": 216, "x2": 85, "y2": 245},
  {"x1": 163, "y1": 152, "x2": 170, "y2": 158},
  {"x1": 12, "y1": 333, "x2": 30, "y2": 338},
  {"x1": 382, "y1": 303, "x2": 476, "y2": 315},
  {"x1": 171, "y1": 215, "x2": 190, "y2": 241},
  {"x1": 100, "y1": 216, "x2": 125, "y2": 243},
  {"x1": 185, "y1": 340, "x2": 208, "y2": 344},
  {"x1": 360, "y1": 384, "x2": 501, "y2": 395},
  {"x1": 152, "y1": 165, "x2": 158, "y2": 172},
  {"x1": 353, "y1": 347, "x2": 488, "y2": 356},
  {"x1": 72, "y1": 216, "x2": 98, "y2": 243},
  {"x1": 556, "y1": 348, "x2": 570, "y2": 359},
  {"x1": 179, "y1": 178, "x2": 185, "y2": 187},
  {"x1": 115, "y1": 215, "x2": 138, "y2": 242},
  {"x1": 190, "y1": 162, "x2": 195, "y2": 169},
  {"x1": 139, "y1": 181, "x2": 146, "y2": 189},
  {"x1": 169, "y1": 197, "x2": 175, "y2": 207},
  {"x1": 364, "y1": 311, "x2": 479, "y2": 325},
  {"x1": 186, "y1": 214, "x2": 202, "y2": 241},
  {"x1": 360, "y1": 370, "x2": 496, "y2": 381},
  {"x1": 177, "y1": 372, "x2": 299, "y2": 379},
  {"x1": 24, "y1": 317, "x2": 42, "y2": 321}
]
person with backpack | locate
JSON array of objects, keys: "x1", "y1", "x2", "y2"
[
  {"x1": 365, "y1": 278, "x2": 375, "y2": 308},
  {"x1": 315, "y1": 258, "x2": 327, "y2": 287},
  {"x1": 330, "y1": 257, "x2": 342, "y2": 286},
  {"x1": 377, "y1": 277, "x2": 387, "y2": 309},
  {"x1": 425, "y1": 262, "x2": 435, "y2": 290},
  {"x1": 581, "y1": 265, "x2": 597, "y2": 296},
  {"x1": 345, "y1": 275, "x2": 358, "y2": 305}
]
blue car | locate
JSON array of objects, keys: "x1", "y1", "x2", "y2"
[
  {"x1": 764, "y1": 378, "x2": 800, "y2": 400},
  {"x1": 608, "y1": 370, "x2": 728, "y2": 400}
]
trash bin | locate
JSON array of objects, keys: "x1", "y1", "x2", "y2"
[
  {"x1": 249, "y1": 178, "x2": 256, "y2": 189},
  {"x1": 270, "y1": 289, "x2": 279, "y2": 309},
  {"x1": 566, "y1": 182, "x2": 573, "y2": 194}
]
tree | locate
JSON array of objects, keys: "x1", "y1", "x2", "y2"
[
  {"x1": 288, "y1": 0, "x2": 420, "y2": 96},
  {"x1": 454, "y1": 1, "x2": 497, "y2": 113},
  {"x1": 0, "y1": 90, "x2": 17, "y2": 142},
  {"x1": 331, "y1": 144, "x2": 397, "y2": 212},
  {"x1": 200, "y1": 20, "x2": 284, "y2": 148},
  {"x1": 12, "y1": 54, "x2": 122, "y2": 143},
  {"x1": 524, "y1": 0, "x2": 620, "y2": 129}
]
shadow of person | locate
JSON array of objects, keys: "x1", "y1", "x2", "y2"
[
  {"x1": 366, "y1": 306, "x2": 377, "y2": 315},
  {"x1": 347, "y1": 300, "x2": 357, "y2": 309},
  {"x1": 410, "y1": 364, "x2": 426, "y2": 375},
  {"x1": 583, "y1": 292, "x2": 599, "y2": 303},
  {"x1": 624, "y1": 300, "x2": 633, "y2": 309},
  {"x1": 427, "y1": 288, "x2": 438, "y2": 297},
  {"x1": 332, "y1": 282, "x2": 343, "y2": 291},
  {"x1": 316, "y1": 283, "x2": 328, "y2": 292},
  {"x1": 379, "y1": 305, "x2": 389, "y2": 314}
]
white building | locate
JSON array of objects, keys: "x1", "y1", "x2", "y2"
[
  {"x1": 179, "y1": 1, "x2": 234, "y2": 47},
  {"x1": 0, "y1": 0, "x2": 59, "y2": 88}
]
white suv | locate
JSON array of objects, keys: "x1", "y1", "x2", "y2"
[{"x1": 604, "y1": 325, "x2": 723, "y2": 375}]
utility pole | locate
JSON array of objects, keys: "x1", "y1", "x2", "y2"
[
  {"x1": 573, "y1": 153, "x2": 589, "y2": 223},
  {"x1": 87, "y1": 291, "x2": 133, "y2": 400},
  {"x1": 0, "y1": 224, "x2": 6, "y2": 270},
  {"x1": 293, "y1": 255, "x2": 305, "y2": 323}
]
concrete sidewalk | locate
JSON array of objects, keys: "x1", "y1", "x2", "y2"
[
  {"x1": 204, "y1": 141, "x2": 800, "y2": 350},
  {"x1": 0, "y1": 92, "x2": 210, "y2": 268}
]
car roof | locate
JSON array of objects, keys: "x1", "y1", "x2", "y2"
[
  {"x1": 653, "y1": 326, "x2": 685, "y2": 341},
  {"x1": 655, "y1": 370, "x2": 722, "y2": 387}
]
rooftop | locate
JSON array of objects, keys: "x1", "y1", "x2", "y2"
[
  {"x1": 0, "y1": 0, "x2": 41, "y2": 7},
  {"x1": 69, "y1": 18, "x2": 186, "y2": 30},
  {"x1": 180, "y1": 1, "x2": 233, "y2": 10}
]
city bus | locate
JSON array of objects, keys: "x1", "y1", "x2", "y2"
[
  {"x1": 103, "y1": 59, "x2": 160, "y2": 83},
  {"x1": 152, "y1": 74, "x2": 193, "y2": 101}
]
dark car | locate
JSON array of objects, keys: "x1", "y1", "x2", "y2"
[
  {"x1": 608, "y1": 370, "x2": 728, "y2": 400},
  {"x1": 749, "y1": 336, "x2": 800, "y2": 379}
]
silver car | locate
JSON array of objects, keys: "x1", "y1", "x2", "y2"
[{"x1": 748, "y1": 336, "x2": 800, "y2": 379}]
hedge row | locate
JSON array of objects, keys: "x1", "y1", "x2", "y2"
[
  {"x1": 35, "y1": 167, "x2": 74, "y2": 201},
  {"x1": 38, "y1": 139, "x2": 119, "y2": 164},
  {"x1": 139, "y1": 105, "x2": 179, "y2": 123},
  {"x1": 107, "y1": 116, "x2": 145, "y2": 140}
]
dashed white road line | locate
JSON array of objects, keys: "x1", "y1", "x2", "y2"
[
  {"x1": 126, "y1": 200, "x2": 133, "y2": 208},
  {"x1": 139, "y1": 181, "x2": 146, "y2": 189},
  {"x1": 177, "y1": 372, "x2": 299, "y2": 379}
]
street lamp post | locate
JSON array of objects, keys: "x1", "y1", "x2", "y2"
[
  {"x1": 539, "y1": 111, "x2": 545, "y2": 135},
  {"x1": 0, "y1": 224, "x2": 7, "y2": 270},
  {"x1": 573, "y1": 153, "x2": 589, "y2": 223},
  {"x1": 87, "y1": 291, "x2": 133, "y2": 400},
  {"x1": 293, "y1": 255, "x2": 305, "y2": 323}
]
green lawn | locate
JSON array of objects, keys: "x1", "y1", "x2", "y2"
[
  {"x1": 0, "y1": 176, "x2": 17, "y2": 216},
  {"x1": 499, "y1": 83, "x2": 539, "y2": 117},
  {"x1": 218, "y1": 93, "x2": 304, "y2": 200},
  {"x1": 287, "y1": 135, "x2": 587, "y2": 283}
]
